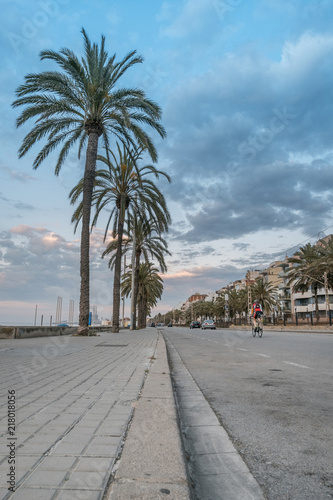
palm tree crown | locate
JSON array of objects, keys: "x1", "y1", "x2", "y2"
[
  {"x1": 285, "y1": 243, "x2": 323, "y2": 322},
  {"x1": 251, "y1": 279, "x2": 277, "y2": 314},
  {"x1": 12, "y1": 28, "x2": 165, "y2": 170}
]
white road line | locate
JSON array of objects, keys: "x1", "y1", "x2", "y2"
[
  {"x1": 257, "y1": 353, "x2": 271, "y2": 358},
  {"x1": 283, "y1": 361, "x2": 310, "y2": 369},
  {"x1": 224, "y1": 344, "x2": 230, "y2": 347},
  {"x1": 237, "y1": 348, "x2": 248, "y2": 351}
]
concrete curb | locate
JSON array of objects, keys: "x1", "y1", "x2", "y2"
[
  {"x1": 165, "y1": 335, "x2": 265, "y2": 500},
  {"x1": 107, "y1": 332, "x2": 191, "y2": 500}
]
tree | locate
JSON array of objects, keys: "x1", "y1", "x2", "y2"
[
  {"x1": 12, "y1": 28, "x2": 166, "y2": 335},
  {"x1": 214, "y1": 295, "x2": 226, "y2": 319},
  {"x1": 70, "y1": 143, "x2": 170, "y2": 332},
  {"x1": 251, "y1": 279, "x2": 277, "y2": 315},
  {"x1": 285, "y1": 243, "x2": 323, "y2": 323},
  {"x1": 316, "y1": 235, "x2": 333, "y2": 289},
  {"x1": 122, "y1": 262, "x2": 163, "y2": 328},
  {"x1": 103, "y1": 217, "x2": 170, "y2": 329},
  {"x1": 228, "y1": 289, "x2": 245, "y2": 320}
]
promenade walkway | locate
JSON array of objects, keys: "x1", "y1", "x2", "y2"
[{"x1": 0, "y1": 330, "x2": 189, "y2": 499}]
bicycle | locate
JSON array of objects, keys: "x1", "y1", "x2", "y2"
[{"x1": 252, "y1": 315, "x2": 263, "y2": 338}]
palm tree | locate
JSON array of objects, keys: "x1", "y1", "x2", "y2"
[
  {"x1": 214, "y1": 295, "x2": 226, "y2": 320},
  {"x1": 103, "y1": 217, "x2": 171, "y2": 329},
  {"x1": 316, "y1": 235, "x2": 333, "y2": 289},
  {"x1": 12, "y1": 28, "x2": 166, "y2": 335},
  {"x1": 173, "y1": 309, "x2": 182, "y2": 325},
  {"x1": 285, "y1": 243, "x2": 323, "y2": 323},
  {"x1": 122, "y1": 262, "x2": 163, "y2": 328},
  {"x1": 251, "y1": 279, "x2": 277, "y2": 315},
  {"x1": 71, "y1": 144, "x2": 170, "y2": 332}
]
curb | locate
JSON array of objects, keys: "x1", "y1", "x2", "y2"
[{"x1": 107, "y1": 332, "x2": 191, "y2": 500}]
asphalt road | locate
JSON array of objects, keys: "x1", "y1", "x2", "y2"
[{"x1": 163, "y1": 327, "x2": 333, "y2": 500}]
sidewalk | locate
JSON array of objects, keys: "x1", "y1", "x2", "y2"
[{"x1": 0, "y1": 329, "x2": 190, "y2": 499}]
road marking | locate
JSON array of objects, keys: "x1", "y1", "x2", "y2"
[
  {"x1": 257, "y1": 353, "x2": 271, "y2": 358},
  {"x1": 237, "y1": 348, "x2": 248, "y2": 351},
  {"x1": 224, "y1": 344, "x2": 230, "y2": 347},
  {"x1": 283, "y1": 361, "x2": 310, "y2": 369}
]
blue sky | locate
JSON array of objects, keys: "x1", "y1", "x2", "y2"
[{"x1": 1, "y1": 0, "x2": 333, "y2": 325}]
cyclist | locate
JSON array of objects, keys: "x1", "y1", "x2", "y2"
[{"x1": 251, "y1": 299, "x2": 263, "y2": 332}]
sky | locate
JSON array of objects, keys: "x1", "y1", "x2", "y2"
[{"x1": 1, "y1": 0, "x2": 333, "y2": 325}]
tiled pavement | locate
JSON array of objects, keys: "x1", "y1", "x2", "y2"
[{"x1": 0, "y1": 330, "x2": 158, "y2": 499}]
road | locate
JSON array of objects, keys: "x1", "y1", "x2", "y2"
[{"x1": 163, "y1": 326, "x2": 333, "y2": 500}]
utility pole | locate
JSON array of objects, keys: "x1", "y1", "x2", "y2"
[
  {"x1": 324, "y1": 271, "x2": 329, "y2": 317},
  {"x1": 246, "y1": 271, "x2": 252, "y2": 323}
]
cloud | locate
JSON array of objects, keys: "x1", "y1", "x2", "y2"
[
  {"x1": 0, "y1": 165, "x2": 37, "y2": 183},
  {"x1": 160, "y1": 0, "x2": 216, "y2": 39},
  {"x1": 0, "y1": 226, "x2": 111, "y2": 308},
  {"x1": 159, "y1": 31, "x2": 333, "y2": 243}
]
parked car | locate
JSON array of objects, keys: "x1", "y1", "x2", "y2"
[
  {"x1": 201, "y1": 319, "x2": 216, "y2": 330},
  {"x1": 168, "y1": 323, "x2": 173, "y2": 327},
  {"x1": 149, "y1": 322, "x2": 156, "y2": 327},
  {"x1": 190, "y1": 321, "x2": 201, "y2": 329}
]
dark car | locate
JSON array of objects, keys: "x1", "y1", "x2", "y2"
[
  {"x1": 150, "y1": 322, "x2": 155, "y2": 327},
  {"x1": 190, "y1": 321, "x2": 201, "y2": 329},
  {"x1": 168, "y1": 323, "x2": 173, "y2": 327}
]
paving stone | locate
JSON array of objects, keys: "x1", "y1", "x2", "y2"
[
  {"x1": 36, "y1": 456, "x2": 77, "y2": 471},
  {"x1": 11, "y1": 488, "x2": 58, "y2": 499},
  {"x1": 57, "y1": 488, "x2": 102, "y2": 499},
  {"x1": 63, "y1": 470, "x2": 106, "y2": 490},
  {"x1": 24, "y1": 470, "x2": 67, "y2": 487},
  {"x1": 73, "y1": 457, "x2": 113, "y2": 472}
]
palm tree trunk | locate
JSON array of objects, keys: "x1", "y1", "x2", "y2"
[
  {"x1": 78, "y1": 132, "x2": 99, "y2": 336},
  {"x1": 138, "y1": 284, "x2": 147, "y2": 329},
  {"x1": 132, "y1": 249, "x2": 141, "y2": 329},
  {"x1": 142, "y1": 292, "x2": 148, "y2": 328},
  {"x1": 112, "y1": 198, "x2": 125, "y2": 333}
]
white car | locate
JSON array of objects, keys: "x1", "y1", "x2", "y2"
[{"x1": 201, "y1": 320, "x2": 216, "y2": 330}]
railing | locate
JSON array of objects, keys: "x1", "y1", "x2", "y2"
[{"x1": 215, "y1": 312, "x2": 333, "y2": 328}]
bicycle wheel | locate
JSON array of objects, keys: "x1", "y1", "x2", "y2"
[
  {"x1": 252, "y1": 324, "x2": 256, "y2": 337},
  {"x1": 258, "y1": 327, "x2": 263, "y2": 338}
]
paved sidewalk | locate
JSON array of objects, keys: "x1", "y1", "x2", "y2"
[{"x1": 0, "y1": 329, "x2": 189, "y2": 499}]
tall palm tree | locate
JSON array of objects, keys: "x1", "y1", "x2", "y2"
[
  {"x1": 71, "y1": 144, "x2": 170, "y2": 332},
  {"x1": 316, "y1": 235, "x2": 333, "y2": 289},
  {"x1": 103, "y1": 217, "x2": 171, "y2": 329},
  {"x1": 251, "y1": 279, "x2": 277, "y2": 315},
  {"x1": 122, "y1": 262, "x2": 163, "y2": 328},
  {"x1": 12, "y1": 28, "x2": 166, "y2": 335},
  {"x1": 285, "y1": 243, "x2": 323, "y2": 323}
]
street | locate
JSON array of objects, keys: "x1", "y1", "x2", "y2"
[{"x1": 163, "y1": 327, "x2": 333, "y2": 500}]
